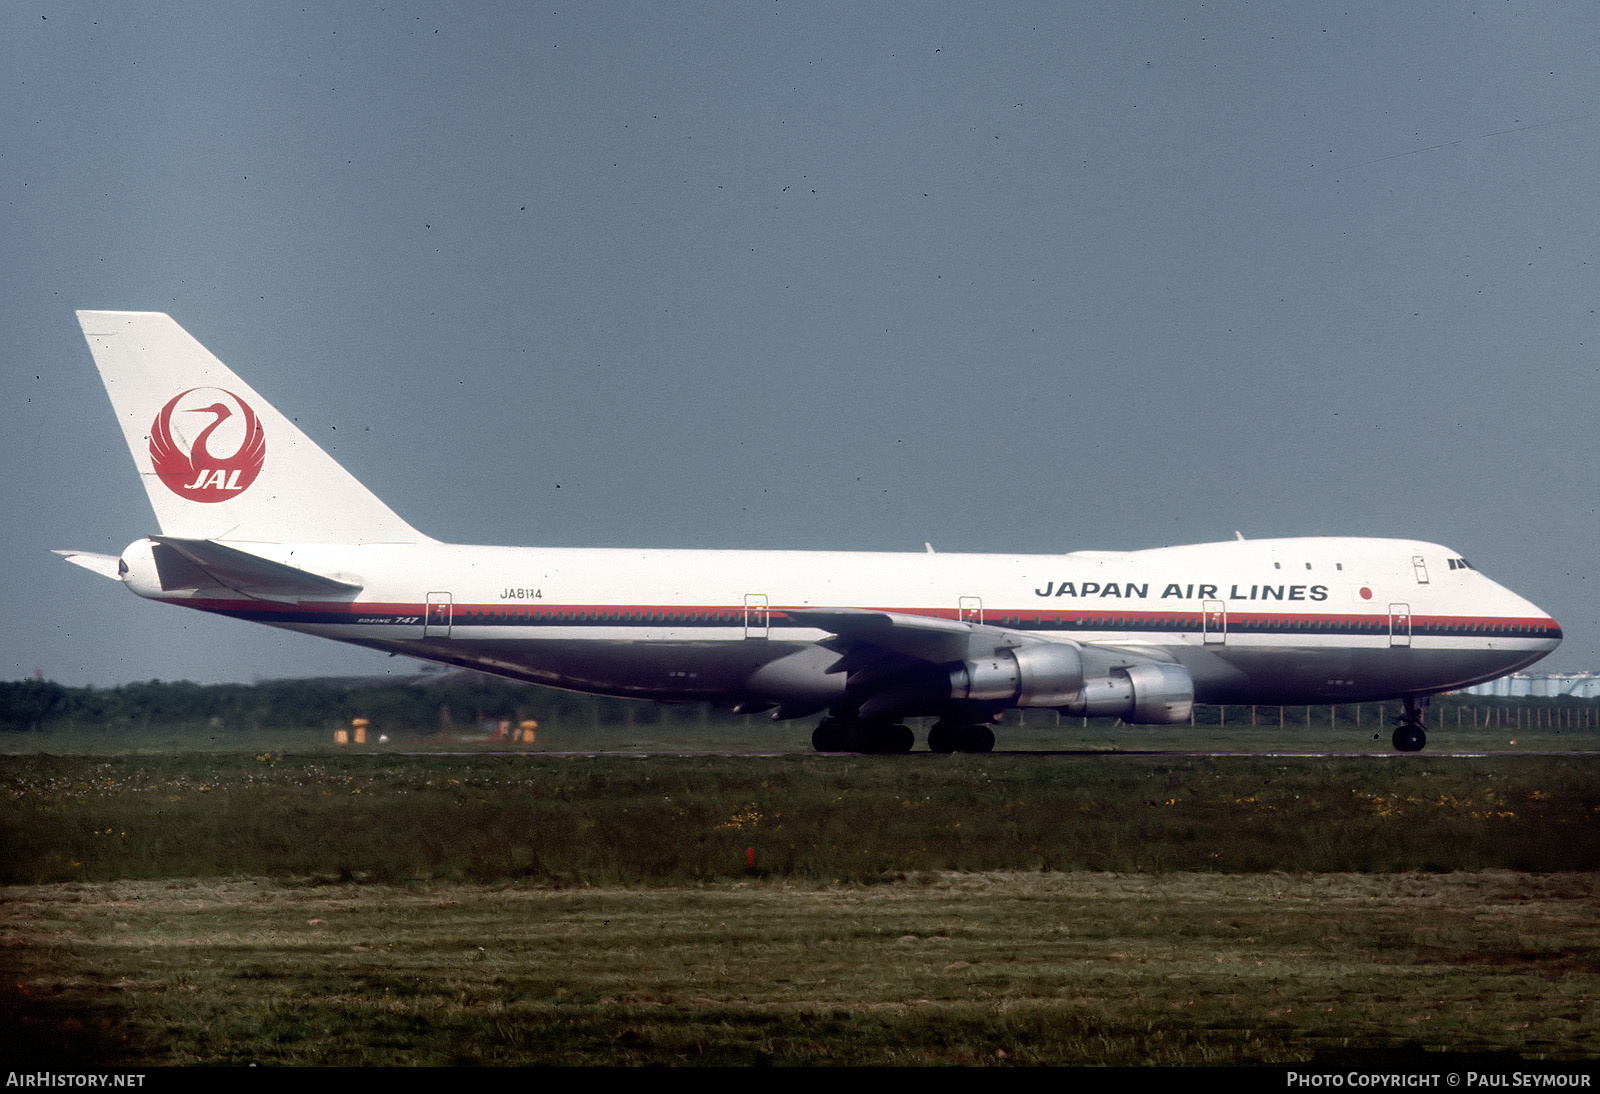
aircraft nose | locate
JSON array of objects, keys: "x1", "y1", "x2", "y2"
[
  {"x1": 1503, "y1": 585, "x2": 1563, "y2": 661},
  {"x1": 1518, "y1": 592, "x2": 1562, "y2": 646}
]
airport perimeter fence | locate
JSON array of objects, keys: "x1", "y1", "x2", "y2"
[{"x1": 5, "y1": 677, "x2": 1600, "y2": 744}]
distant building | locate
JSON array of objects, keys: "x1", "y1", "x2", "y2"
[{"x1": 1460, "y1": 672, "x2": 1600, "y2": 698}]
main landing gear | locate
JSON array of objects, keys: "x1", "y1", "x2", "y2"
[
  {"x1": 811, "y1": 715, "x2": 996, "y2": 753},
  {"x1": 811, "y1": 716, "x2": 914, "y2": 754},
  {"x1": 1392, "y1": 697, "x2": 1428, "y2": 753},
  {"x1": 926, "y1": 720, "x2": 996, "y2": 754}
]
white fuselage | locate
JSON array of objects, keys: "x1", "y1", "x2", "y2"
[{"x1": 120, "y1": 534, "x2": 1561, "y2": 710}]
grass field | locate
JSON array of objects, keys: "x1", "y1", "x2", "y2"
[
  {"x1": 4, "y1": 749, "x2": 1598, "y2": 882},
  {"x1": 2, "y1": 739, "x2": 1598, "y2": 1065},
  {"x1": 5, "y1": 872, "x2": 1598, "y2": 1066}
]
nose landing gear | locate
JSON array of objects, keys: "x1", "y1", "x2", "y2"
[{"x1": 1391, "y1": 697, "x2": 1428, "y2": 752}]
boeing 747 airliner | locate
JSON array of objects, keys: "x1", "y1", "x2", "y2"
[{"x1": 57, "y1": 311, "x2": 1562, "y2": 752}]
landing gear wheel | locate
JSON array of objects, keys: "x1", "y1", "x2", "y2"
[
  {"x1": 957, "y1": 724, "x2": 996, "y2": 753},
  {"x1": 928, "y1": 721, "x2": 995, "y2": 753},
  {"x1": 1391, "y1": 697, "x2": 1429, "y2": 753},
  {"x1": 927, "y1": 721, "x2": 959, "y2": 753},
  {"x1": 1392, "y1": 725, "x2": 1426, "y2": 752},
  {"x1": 860, "y1": 723, "x2": 914, "y2": 754},
  {"x1": 812, "y1": 718, "x2": 851, "y2": 752},
  {"x1": 813, "y1": 718, "x2": 913, "y2": 753}
]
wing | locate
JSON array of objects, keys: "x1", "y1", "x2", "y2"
[
  {"x1": 779, "y1": 607, "x2": 1193, "y2": 723},
  {"x1": 777, "y1": 607, "x2": 1013, "y2": 718},
  {"x1": 782, "y1": 607, "x2": 1017, "y2": 663}
]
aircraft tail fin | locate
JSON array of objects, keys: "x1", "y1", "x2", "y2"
[{"x1": 75, "y1": 311, "x2": 431, "y2": 545}]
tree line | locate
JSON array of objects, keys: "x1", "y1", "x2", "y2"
[{"x1": 0, "y1": 674, "x2": 726, "y2": 736}]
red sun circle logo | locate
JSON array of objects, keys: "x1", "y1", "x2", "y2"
[{"x1": 149, "y1": 388, "x2": 266, "y2": 502}]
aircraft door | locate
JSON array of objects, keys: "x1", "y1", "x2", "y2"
[
  {"x1": 425, "y1": 592, "x2": 453, "y2": 638},
  {"x1": 1202, "y1": 600, "x2": 1226, "y2": 644},
  {"x1": 743, "y1": 593, "x2": 769, "y2": 639},
  {"x1": 959, "y1": 596, "x2": 983, "y2": 623},
  {"x1": 1389, "y1": 603, "x2": 1411, "y2": 647}
]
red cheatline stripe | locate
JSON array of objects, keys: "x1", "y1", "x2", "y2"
[{"x1": 175, "y1": 597, "x2": 1561, "y2": 637}]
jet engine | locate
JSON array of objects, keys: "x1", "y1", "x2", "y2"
[
  {"x1": 947, "y1": 645, "x2": 1194, "y2": 725},
  {"x1": 948, "y1": 643, "x2": 1087, "y2": 707},
  {"x1": 1058, "y1": 660, "x2": 1194, "y2": 724}
]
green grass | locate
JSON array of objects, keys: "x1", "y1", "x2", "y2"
[
  {"x1": 4, "y1": 872, "x2": 1597, "y2": 1065},
  {"x1": 3, "y1": 751, "x2": 1599, "y2": 883},
  {"x1": 4, "y1": 746, "x2": 1598, "y2": 1065}
]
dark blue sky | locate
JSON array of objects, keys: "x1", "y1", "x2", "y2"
[{"x1": 5, "y1": 2, "x2": 1597, "y2": 685}]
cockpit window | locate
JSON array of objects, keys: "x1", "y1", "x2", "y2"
[{"x1": 1447, "y1": 558, "x2": 1475, "y2": 571}]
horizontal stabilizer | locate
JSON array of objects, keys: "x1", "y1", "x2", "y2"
[
  {"x1": 152, "y1": 537, "x2": 362, "y2": 603},
  {"x1": 52, "y1": 549, "x2": 123, "y2": 581}
]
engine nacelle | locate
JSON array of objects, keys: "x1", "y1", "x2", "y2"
[
  {"x1": 948, "y1": 645, "x2": 1194, "y2": 724},
  {"x1": 1059, "y1": 661, "x2": 1194, "y2": 724},
  {"x1": 948, "y1": 644, "x2": 1085, "y2": 707}
]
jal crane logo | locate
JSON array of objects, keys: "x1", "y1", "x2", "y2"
[{"x1": 148, "y1": 387, "x2": 266, "y2": 502}]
